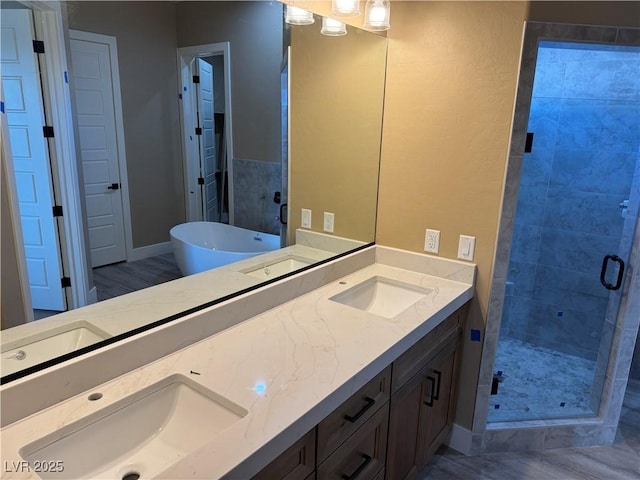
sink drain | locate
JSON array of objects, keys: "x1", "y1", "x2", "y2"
[{"x1": 122, "y1": 472, "x2": 140, "y2": 480}]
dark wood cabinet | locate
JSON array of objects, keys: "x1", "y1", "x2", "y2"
[
  {"x1": 251, "y1": 428, "x2": 315, "y2": 480},
  {"x1": 317, "y1": 366, "x2": 391, "y2": 463},
  {"x1": 386, "y1": 306, "x2": 465, "y2": 480},
  {"x1": 317, "y1": 403, "x2": 389, "y2": 480}
]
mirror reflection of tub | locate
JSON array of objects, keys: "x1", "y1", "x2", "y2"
[{"x1": 170, "y1": 222, "x2": 281, "y2": 276}]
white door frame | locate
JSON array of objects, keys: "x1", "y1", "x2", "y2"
[
  {"x1": 177, "y1": 42, "x2": 234, "y2": 224},
  {"x1": 2, "y1": 1, "x2": 90, "y2": 310},
  {"x1": 68, "y1": 29, "x2": 133, "y2": 265}
]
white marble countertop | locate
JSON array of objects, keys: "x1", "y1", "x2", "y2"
[{"x1": 0, "y1": 247, "x2": 474, "y2": 479}]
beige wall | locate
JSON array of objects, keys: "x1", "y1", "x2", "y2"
[
  {"x1": 289, "y1": 23, "x2": 386, "y2": 243},
  {"x1": 376, "y1": 1, "x2": 528, "y2": 429},
  {"x1": 176, "y1": 1, "x2": 283, "y2": 164},
  {"x1": 66, "y1": 1, "x2": 184, "y2": 248}
]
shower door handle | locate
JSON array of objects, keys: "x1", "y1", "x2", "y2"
[
  {"x1": 279, "y1": 203, "x2": 287, "y2": 225},
  {"x1": 600, "y1": 254, "x2": 625, "y2": 291}
]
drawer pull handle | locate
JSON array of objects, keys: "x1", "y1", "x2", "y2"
[
  {"x1": 341, "y1": 453, "x2": 372, "y2": 480},
  {"x1": 425, "y1": 376, "x2": 436, "y2": 407},
  {"x1": 433, "y1": 369, "x2": 442, "y2": 400},
  {"x1": 343, "y1": 396, "x2": 376, "y2": 423}
]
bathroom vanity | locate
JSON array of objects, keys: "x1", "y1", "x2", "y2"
[{"x1": 0, "y1": 246, "x2": 475, "y2": 480}]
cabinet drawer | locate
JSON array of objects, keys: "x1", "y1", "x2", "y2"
[
  {"x1": 317, "y1": 365, "x2": 391, "y2": 463},
  {"x1": 251, "y1": 428, "x2": 316, "y2": 480},
  {"x1": 317, "y1": 403, "x2": 389, "y2": 480},
  {"x1": 391, "y1": 306, "x2": 465, "y2": 393}
]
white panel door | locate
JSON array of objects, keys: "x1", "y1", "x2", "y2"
[
  {"x1": 197, "y1": 59, "x2": 218, "y2": 222},
  {"x1": 1, "y1": 9, "x2": 66, "y2": 311},
  {"x1": 70, "y1": 37, "x2": 126, "y2": 267}
]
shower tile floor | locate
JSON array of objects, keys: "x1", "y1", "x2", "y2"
[{"x1": 488, "y1": 337, "x2": 597, "y2": 422}]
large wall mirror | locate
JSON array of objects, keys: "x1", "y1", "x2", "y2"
[{"x1": 0, "y1": 1, "x2": 387, "y2": 382}]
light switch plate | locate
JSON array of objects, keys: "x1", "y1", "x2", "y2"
[
  {"x1": 424, "y1": 229, "x2": 440, "y2": 254},
  {"x1": 301, "y1": 208, "x2": 312, "y2": 229},
  {"x1": 457, "y1": 235, "x2": 475, "y2": 261},
  {"x1": 323, "y1": 212, "x2": 335, "y2": 233}
]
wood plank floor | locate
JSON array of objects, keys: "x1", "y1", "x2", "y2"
[
  {"x1": 420, "y1": 385, "x2": 640, "y2": 479},
  {"x1": 92, "y1": 253, "x2": 182, "y2": 301}
]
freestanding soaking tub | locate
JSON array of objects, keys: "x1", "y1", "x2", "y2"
[{"x1": 169, "y1": 222, "x2": 281, "y2": 276}]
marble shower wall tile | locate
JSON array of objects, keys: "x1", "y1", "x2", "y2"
[{"x1": 233, "y1": 158, "x2": 281, "y2": 235}]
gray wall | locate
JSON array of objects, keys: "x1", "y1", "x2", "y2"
[
  {"x1": 176, "y1": 1, "x2": 283, "y2": 164},
  {"x1": 66, "y1": 1, "x2": 184, "y2": 249}
]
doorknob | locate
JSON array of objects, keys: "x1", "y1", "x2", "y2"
[{"x1": 107, "y1": 183, "x2": 120, "y2": 190}]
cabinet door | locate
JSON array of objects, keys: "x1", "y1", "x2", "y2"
[
  {"x1": 318, "y1": 366, "x2": 391, "y2": 463},
  {"x1": 422, "y1": 337, "x2": 459, "y2": 463},
  {"x1": 317, "y1": 403, "x2": 389, "y2": 480},
  {"x1": 251, "y1": 428, "x2": 316, "y2": 480},
  {"x1": 385, "y1": 369, "x2": 429, "y2": 480}
]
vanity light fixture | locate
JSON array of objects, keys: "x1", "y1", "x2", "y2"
[
  {"x1": 285, "y1": 5, "x2": 315, "y2": 25},
  {"x1": 331, "y1": 0, "x2": 360, "y2": 17},
  {"x1": 321, "y1": 17, "x2": 348, "y2": 36},
  {"x1": 363, "y1": 0, "x2": 390, "y2": 31}
]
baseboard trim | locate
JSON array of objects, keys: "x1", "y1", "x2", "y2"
[
  {"x1": 129, "y1": 241, "x2": 172, "y2": 262},
  {"x1": 447, "y1": 423, "x2": 473, "y2": 455}
]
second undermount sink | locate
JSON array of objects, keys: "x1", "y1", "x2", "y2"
[
  {"x1": 330, "y1": 276, "x2": 432, "y2": 318},
  {"x1": 241, "y1": 254, "x2": 315, "y2": 280},
  {"x1": 1, "y1": 322, "x2": 110, "y2": 375},
  {"x1": 20, "y1": 374, "x2": 248, "y2": 479}
]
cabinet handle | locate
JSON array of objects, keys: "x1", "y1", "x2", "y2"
[
  {"x1": 343, "y1": 396, "x2": 376, "y2": 423},
  {"x1": 340, "y1": 453, "x2": 372, "y2": 480},
  {"x1": 424, "y1": 376, "x2": 436, "y2": 407},
  {"x1": 433, "y1": 369, "x2": 442, "y2": 400}
]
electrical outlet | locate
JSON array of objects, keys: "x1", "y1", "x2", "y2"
[
  {"x1": 424, "y1": 229, "x2": 440, "y2": 254},
  {"x1": 457, "y1": 235, "x2": 476, "y2": 261},
  {"x1": 301, "y1": 208, "x2": 312, "y2": 229},
  {"x1": 323, "y1": 212, "x2": 335, "y2": 233}
]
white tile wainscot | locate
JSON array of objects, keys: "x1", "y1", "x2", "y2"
[{"x1": 0, "y1": 246, "x2": 475, "y2": 480}]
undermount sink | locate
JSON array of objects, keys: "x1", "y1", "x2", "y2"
[
  {"x1": 1, "y1": 322, "x2": 110, "y2": 375},
  {"x1": 330, "y1": 276, "x2": 432, "y2": 318},
  {"x1": 242, "y1": 254, "x2": 315, "y2": 280},
  {"x1": 20, "y1": 375, "x2": 248, "y2": 479}
]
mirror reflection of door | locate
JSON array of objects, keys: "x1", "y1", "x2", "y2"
[
  {"x1": 194, "y1": 58, "x2": 219, "y2": 222},
  {"x1": 69, "y1": 31, "x2": 127, "y2": 268},
  {"x1": 279, "y1": 47, "x2": 290, "y2": 247},
  {"x1": 1, "y1": 8, "x2": 67, "y2": 313}
]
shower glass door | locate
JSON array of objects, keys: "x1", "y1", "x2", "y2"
[{"x1": 489, "y1": 40, "x2": 640, "y2": 422}]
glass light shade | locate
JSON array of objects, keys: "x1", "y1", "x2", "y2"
[
  {"x1": 285, "y1": 5, "x2": 315, "y2": 25},
  {"x1": 363, "y1": 0, "x2": 390, "y2": 31},
  {"x1": 321, "y1": 17, "x2": 347, "y2": 36},
  {"x1": 331, "y1": 0, "x2": 360, "y2": 17}
]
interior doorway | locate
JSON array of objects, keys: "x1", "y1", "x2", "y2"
[
  {"x1": 177, "y1": 42, "x2": 233, "y2": 225},
  {"x1": 68, "y1": 30, "x2": 131, "y2": 268},
  {"x1": 1, "y1": 8, "x2": 67, "y2": 313}
]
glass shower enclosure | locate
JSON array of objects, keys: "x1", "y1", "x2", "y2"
[{"x1": 489, "y1": 41, "x2": 640, "y2": 422}]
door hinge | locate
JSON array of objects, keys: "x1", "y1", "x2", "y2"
[
  {"x1": 43, "y1": 126, "x2": 55, "y2": 138},
  {"x1": 197, "y1": 177, "x2": 205, "y2": 185},
  {"x1": 0, "y1": 101, "x2": 4, "y2": 114},
  {"x1": 525, "y1": 132, "x2": 534, "y2": 153},
  {"x1": 192, "y1": 75, "x2": 200, "y2": 84},
  {"x1": 195, "y1": 127, "x2": 202, "y2": 136},
  {"x1": 52, "y1": 205, "x2": 63, "y2": 217},
  {"x1": 61, "y1": 276, "x2": 71, "y2": 288},
  {"x1": 33, "y1": 40, "x2": 45, "y2": 54}
]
